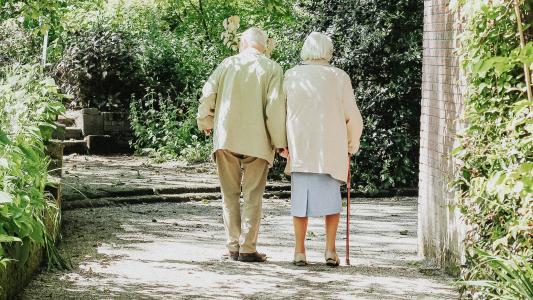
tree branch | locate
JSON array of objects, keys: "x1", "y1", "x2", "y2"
[
  {"x1": 513, "y1": 0, "x2": 532, "y2": 103},
  {"x1": 188, "y1": 0, "x2": 211, "y2": 41}
]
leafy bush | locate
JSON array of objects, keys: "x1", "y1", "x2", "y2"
[
  {"x1": 123, "y1": 5, "x2": 189, "y2": 97},
  {"x1": 0, "y1": 18, "x2": 37, "y2": 67},
  {"x1": 54, "y1": 2, "x2": 212, "y2": 111},
  {"x1": 301, "y1": 0, "x2": 423, "y2": 191},
  {"x1": 1, "y1": 0, "x2": 105, "y2": 66},
  {"x1": 129, "y1": 88, "x2": 212, "y2": 161},
  {"x1": 53, "y1": 0, "x2": 424, "y2": 188},
  {"x1": 55, "y1": 19, "x2": 141, "y2": 110},
  {"x1": 126, "y1": 0, "x2": 305, "y2": 163},
  {"x1": 452, "y1": 1, "x2": 532, "y2": 298},
  {"x1": 0, "y1": 64, "x2": 66, "y2": 269}
]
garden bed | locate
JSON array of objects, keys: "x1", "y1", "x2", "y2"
[
  {"x1": 0, "y1": 181, "x2": 62, "y2": 300},
  {"x1": 0, "y1": 138, "x2": 63, "y2": 299}
]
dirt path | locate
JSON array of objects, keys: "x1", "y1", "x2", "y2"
[{"x1": 21, "y1": 156, "x2": 458, "y2": 299}]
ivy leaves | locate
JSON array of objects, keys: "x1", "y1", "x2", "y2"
[
  {"x1": 473, "y1": 42, "x2": 533, "y2": 77},
  {"x1": 454, "y1": 1, "x2": 532, "y2": 298}
]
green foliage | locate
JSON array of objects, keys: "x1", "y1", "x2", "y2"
[
  {"x1": 5, "y1": 0, "x2": 423, "y2": 189},
  {"x1": 121, "y1": 0, "x2": 305, "y2": 161},
  {"x1": 129, "y1": 89, "x2": 211, "y2": 162},
  {"x1": 302, "y1": 0, "x2": 423, "y2": 192},
  {"x1": 55, "y1": 18, "x2": 142, "y2": 110},
  {"x1": 0, "y1": 18, "x2": 38, "y2": 66},
  {"x1": 0, "y1": 0, "x2": 104, "y2": 64},
  {"x1": 453, "y1": 1, "x2": 532, "y2": 298},
  {"x1": 462, "y1": 249, "x2": 533, "y2": 300},
  {"x1": 0, "y1": 64, "x2": 66, "y2": 269},
  {"x1": 55, "y1": 2, "x2": 221, "y2": 110}
]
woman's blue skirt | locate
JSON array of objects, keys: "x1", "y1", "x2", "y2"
[{"x1": 290, "y1": 172, "x2": 342, "y2": 217}]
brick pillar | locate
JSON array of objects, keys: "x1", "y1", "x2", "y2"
[{"x1": 418, "y1": 0, "x2": 465, "y2": 274}]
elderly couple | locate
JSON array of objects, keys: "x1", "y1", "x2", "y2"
[{"x1": 196, "y1": 27, "x2": 363, "y2": 267}]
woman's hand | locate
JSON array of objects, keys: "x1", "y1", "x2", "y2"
[{"x1": 277, "y1": 148, "x2": 289, "y2": 159}]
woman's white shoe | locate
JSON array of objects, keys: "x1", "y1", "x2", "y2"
[
  {"x1": 325, "y1": 251, "x2": 340, "y2": 267},
  {"x1": 293, "y1": 253, "x2": 308, "y2": 266}
]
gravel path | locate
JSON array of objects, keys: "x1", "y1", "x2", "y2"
[{"x1": 20, "y1": 156, "x2": 458, "y2": 299}]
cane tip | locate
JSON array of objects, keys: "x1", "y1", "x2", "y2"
[{"x1": 345, "y1": 259, "x2": 350, "y2": 266}]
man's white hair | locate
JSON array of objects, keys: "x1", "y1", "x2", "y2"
[
  {"x1": 240, "y1": 27, "x2": 268, "y2": 49},
  {"x1": 300, "y1": 32, "x2": 333, "y2": 61}
]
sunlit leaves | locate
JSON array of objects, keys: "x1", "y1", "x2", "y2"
[
  {"x1": 453, "y1": 0, "x2": 532, "y2": 298},
  {"x1": 0, "y1": 192, "x2": 13, "y2": 204},
  {"x1": 0, "y1": 235, "x2": 21, "y2": 243},
  {"x1": 0, "y1": 64, "x2": 65, "y2": 269},
  {"x1": 221, "y1": 15, "x2": 240, "y2": 52}
]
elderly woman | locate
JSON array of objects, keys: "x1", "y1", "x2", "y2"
[{"x1": 283, "y1": 32, "x2": 363, "y2": 267}]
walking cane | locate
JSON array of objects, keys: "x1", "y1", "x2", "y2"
[{"x1": 346, "y1": 156, "x2": 351, "y2": 266}]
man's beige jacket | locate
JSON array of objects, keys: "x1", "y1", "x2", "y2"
[
  {"x1": 284, "y1": 60, "x2": 364, "y2": 183},
  {"x1": 196, "y1": 48, "x2": 287, "y2": 165}
]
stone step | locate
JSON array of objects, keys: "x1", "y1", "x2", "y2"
[
  {"x1": 45, "y1": 139, "x2": 64, "y2": 178},
  {"x1": 61, "y1": 191, "x2": 296, "y2": 210},
  {"x1": 65, "y1": 127, "x2": 83, "y2": 140},
  {"x1": 85, "y1": 135, "x2": 112, "y2": 155},
  {"x1": 52, "y1": 123, "x2": 66, "y2": 140},
  {"x1": 62, "y1": 193, "x2": 222, "y2": 210},
  {"x1": 62, "y1": 140, "x2": 87, "y2": 155},
  {"x1": 57, "y1": 115, "x2": 76, "y2": 127},
  {"x1": 45, "y1": 139, "x2": 64, "y2": 159}
]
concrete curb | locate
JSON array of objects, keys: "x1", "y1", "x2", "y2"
[
  {"x1": 62, "y1": 187, "x2": 417, "y2": 211},
  {"x1": 62, "y1": 190, "x2": 296, "y2": 210},
  {"x1": 62, "y1": 183, "x2": 292, "y2": 202}
]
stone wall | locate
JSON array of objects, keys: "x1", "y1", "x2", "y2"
[
  {"x1": 64, "y1": 109, "x2": 133, "y2": 154},
  {"x1": 102, "y1": 111, "x2": 133, "y2": 146},
  {"x1": 418, "y1": 0, "x2": 465, "y2": 274},
  {"x1": 0, "y1": 243, "x2": 45, "y2": 300}
]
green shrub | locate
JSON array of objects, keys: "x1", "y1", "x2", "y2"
[
  {"x1": 129, "y1": 88, "x2": 211, "y2": 161},
  {"x1": 0, "y1": 64, "x2": 66, "y2": 269},
  {"x1": 127, "y1": 0, "x2": 305, "y2": 163},
  {"x1": 55, "y1": 19, "x2": 142, "y2": 110},
  {"x1": 114, "y1": 4, "x2": 191, "y2": 98},
  {"x1": 54, "y1": 3, "x2": 215, "y2": 111},
  {"x1": 179, "y1": 137, "x2": 213, "y2": 164},
  {"x1": 453, "y1": 1, "x2": 532, "y2": 298},
  {"x1": 0, "y1": 18, "x2": 38, "y2": 67},
  {"x1": 301, "y1": 0, "x2": 423, "y2": 192}
]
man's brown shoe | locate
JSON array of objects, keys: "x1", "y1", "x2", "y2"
[
  {"x1": 222, "y1": 251, "x2": 239, "y2": 261},
  {"x1": 238, "y1": 252, "x2": 267, "y2": 262}
]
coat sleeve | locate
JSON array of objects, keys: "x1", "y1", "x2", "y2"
[
  {"x1": 265, "y1": 64, "x2": 287, "y2": 149},
  {"x1": 343, "y1": 74, "x2": 364, "y2": 154},
  {"x1": 197, "y1": 62, "x2": 225, "y2": 131}
]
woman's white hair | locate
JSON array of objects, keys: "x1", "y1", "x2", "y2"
[
  {"x1": 300, "y1": 32, "x2": 333, "y2": 61},
  {"x1": 240, "y1": 27, "x2": 268, "y2": 50}
]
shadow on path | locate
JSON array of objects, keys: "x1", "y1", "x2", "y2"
[{"x1": 22, "y1": 196, "x2": 457, "y2": 299}]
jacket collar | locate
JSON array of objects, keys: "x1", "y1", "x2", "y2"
[
  {"x1": 302, "y1": 59, "x2": 330, "y2": 66},
  {"x1": 240, "y1": 47, "x2": 263, "y2": 56}
]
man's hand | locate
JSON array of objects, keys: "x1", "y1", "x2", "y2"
[
  {"x1": 203, "y1": 129, "x2": 212, "y2": 136},
  {"x1": 277, "y1": 148, "x2": 289, "y2": 159}
]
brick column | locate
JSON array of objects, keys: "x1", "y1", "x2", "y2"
[{"x1": 418, "y1": 0, "x2": 465, "y2": 274}]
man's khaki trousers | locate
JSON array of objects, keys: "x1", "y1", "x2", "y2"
[{"x1": 215, "y1": 150, "x2": 269, "y2": 254}]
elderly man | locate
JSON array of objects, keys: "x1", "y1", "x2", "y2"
[{"x1": 197, "y1": 27, "x2": 287, "y2": 262}]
